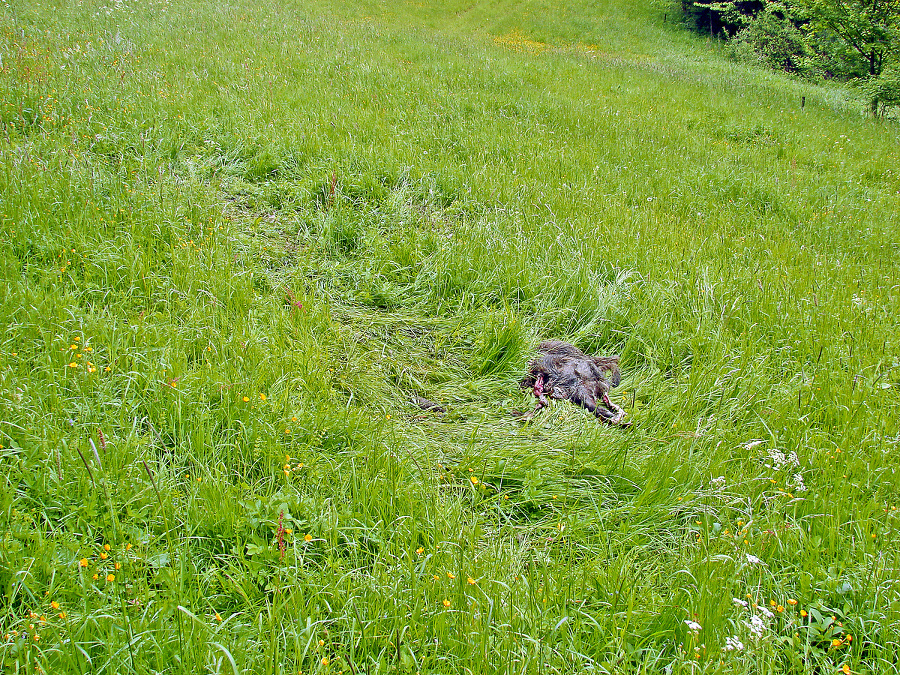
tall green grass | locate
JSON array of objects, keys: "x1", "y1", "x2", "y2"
[{"x1": 1, "y1": 0, "x2": 899, "y2": 672}]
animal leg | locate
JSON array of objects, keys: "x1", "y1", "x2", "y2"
[{"x1": 596, "y1": 392, "x2": 630, "y2": 427}]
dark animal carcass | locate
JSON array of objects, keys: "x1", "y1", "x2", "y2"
[{"x1": 520, "y1": 341, "x2": 629, "y2": 427}]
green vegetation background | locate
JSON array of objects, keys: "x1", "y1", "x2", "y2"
[{"x1": 1, "y1": 0, "x2": 899, "y2": 672}]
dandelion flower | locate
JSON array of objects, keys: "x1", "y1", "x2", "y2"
[
  {"x1": 442, "y1": 599, "x2": 451, "y2": 607},
  {"x1": 215, "y1": 613, "x2": 222, "y2": 622},
  {"x1": 321, "y1": 657, "x2": 329, "y2": 666},
  {"x1": 50, "y1": 601, "x2": 59, "y2": 610},
  {"x1": 259, "y1": 393, "x2": 266, "y2": 401},
  {"x1": 115, "y1": 562, "x2": 121, "y2": 570},
  {"x1": 777, "y1": 604, "x2": 785, "y2": 612},
  {"x1": 92, "y1": 574, "x2": 99, "y2": 580},
  {"x1": 832, "y1": 638, "x2": 842, "y2": 647},
  {"x1": 68, "y1": 362, "x2": 77, "y2": 368},
  {"x1": 842, "y1": 665, "x2": 851, "y2": 674},
  {"x1": 304, "y1": 534, "x2": 312, "y2": 543},
  {"x1": 470, "y1": 476, "x2": 479, "y2": 485},
  {"x1": 126, "y1": 543, "x2": 133, "y2": 551},
  {"x1": 467, "y1": 577, "x2": 476, "y2": 585},
  {"x1": 104, "y1": 544, "x2": 111, "y2": 551},
  {"x1": 787, "y1": 598, "x2": 797, "y2": 605},
  {"x1": 106, "y1": 574, "x2": 115, "y2": 582},
  {"x1": 242, "y1": 396, "x2": 249, "y2": 402},
  {"x1": 100, "y1": 552, "x2": 108, "y2": 560},
  {"x1": 58, "y1": 612, "x2": 66, "y2": 619},
  {"x1": 416, "y1": 547, "x2": 424, "y2": 555},
  {"x1": 447, "y1": 572, "x2": 456, "y2": 579},
  {"x1": 79, "y1": 558, "x2": 89, "y2": 567},
  {"x1": 800, "y1": 610, "x2": 808, "y2": 617}
]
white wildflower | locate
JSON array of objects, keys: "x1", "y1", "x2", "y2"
[
  {"x1": 732, "y1": 598, "x2": 749, "y2": 608},
  {"x1": 791, "y1": 472, "x2": 807, "y2": 492},
  {"x1": 710, "y1": 476, "x2": 726, "y2": 489},
  {"x1": 724, "y1": 636, "x2": 745, "y2": 652},
  {"x1": 746, "y1": 614, "x2": 767, "y2": 638},
  {"x1": 757, "y1": 605, "x2": 775, "y2": 619},
  {"x1": 764, "y1": 447, "x2": 800, "y2": 470},
  {"x1": 684, "y1": 620, "x2": 702, "y2": 633},
  {"x1": 744, "y1": 440, "x2": 766, "y2": 451},
  {"x1": 745, "y1": 553, "x2": 764, "y2": 565}
]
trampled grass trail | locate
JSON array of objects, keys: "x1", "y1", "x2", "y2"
[{"x1": 1, "y1": 0, "x2": 899, "y2": 672}]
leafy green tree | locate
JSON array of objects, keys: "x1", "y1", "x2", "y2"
[
  {"x1": 729, "y1": 6, "x2": 818, "y2": 74},
  {"x1": 789, "y1": 0, "x2": 900, "y2": 77}
]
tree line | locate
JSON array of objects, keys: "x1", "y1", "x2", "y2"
[{"x1": 677, "y1": 1, "x2": 900, "y2": 115}]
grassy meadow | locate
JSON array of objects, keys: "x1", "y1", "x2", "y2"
[{"x1": 2, "y1": 0, "x2": 900, "y2": 672}]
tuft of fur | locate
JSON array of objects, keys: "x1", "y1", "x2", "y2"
[{"x1": 520, "y1": 341, "x2": 629, "y2": 427}]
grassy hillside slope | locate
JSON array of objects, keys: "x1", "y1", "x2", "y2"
[{"x1": 1, "y1": 0, "x2": 899, "y2": 672}]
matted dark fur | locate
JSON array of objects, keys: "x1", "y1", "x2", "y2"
[{"x1": 519, "y1": 341, "x2": 629, "y2": 427}]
